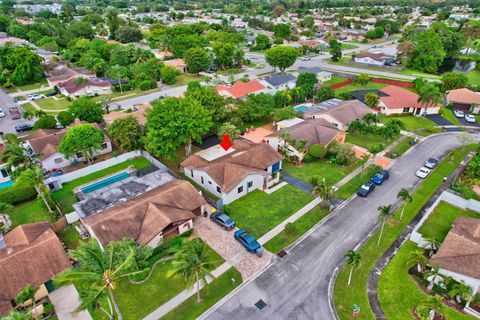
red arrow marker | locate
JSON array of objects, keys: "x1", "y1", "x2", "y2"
[{"x1": 219, "y1": 134, "x2": 233, "y2": 151}]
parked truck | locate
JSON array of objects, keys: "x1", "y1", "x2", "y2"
[{"x1": 9, "y1": 106, "x2": 20, "y2": 120}]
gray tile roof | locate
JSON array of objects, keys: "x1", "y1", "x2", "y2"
[{"x1": 262, "y1": 73, "x2": 297, "y2": 87}]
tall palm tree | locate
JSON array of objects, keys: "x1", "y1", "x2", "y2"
[
  {"x1": 377, "y1": 204, "x2": 392, "y2": 246},
  {"x1": 55, "y1": 240, "x2": 143, "y2": 320},
  {"x1": 279, "y1": 129, "x2": 291, "y2": 149},
  {"x1": 448, "y1": 280, "x2": 473, "y2": 303},
  {"x1": 74, "y1": 77, "x2": 90, "y2": 96},
  {"x1": 397, "y1": 188, "x2": 412, "y2": 221},
  {"x1": 16, "y1": 165, "x2": 53, "y2": 213},
  {"x1": 417, "y1": 83, "x2": 442, "y2": 109},
  {"x1": 407, "y1": 249, "x2": 428, "y2": 273},
  {"x1": 311, "y1": 177, "x2": 335, "y2": 208},
  {"x1": 169, "y1": 239, "x2": 217, "y2": 303},
  {"x1": 358, "y1": 154, "x2": 370, "y2": 177},
  {"x1": 345, "y1": 250, "x2": 361, "y2": 286},
  {"x1": 0, "y1": 134, "x2": 29, "y2": 169},
  {"x1": 15, "y1": 285, "x2": 39, "y2": 319},
  {"x1": 422, "y1": 237, "x2": 440, "y2": 256},
  {"x1": 99, "y1": 96, "x2": 113, "y2": 114}
]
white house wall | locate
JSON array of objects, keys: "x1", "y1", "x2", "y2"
[
  {"x1": 437, "y1": 268, "x2": 480, "y2": 294},
  {"x1": 222, "y1": 174, "x2": 265, "y2": 204}
]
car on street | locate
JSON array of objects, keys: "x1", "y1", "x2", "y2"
[
  {"x1": 465, "y1": 114, "x2": 476, "y2": 123},
  {"x1": 453, "y1": 109, "x2": 465, "y2": 118},
  {"x1": 416, "y1": 167, "x2": 431, "y2": 179},
  {"x1": 301, "y1": 56, "x2": 311, "y2": 61},
  {"x1": 424, "y1": 157, "x2": 439, "y2": 169},
  {"x1": 356, "y1": 181, "x2": 376, "y2": 197},
  {"x1": 27, "y1": 94, "x2": 45, "y2": 101},
  {"x1": 46, "y1": 91, "x2": 57, "y2": 97},
  {"x1": 370, "y1": 170, "x2": 390, "y2": 185},
  {"x1": 0, "y1": 108, "x2": 5, "y2": 118},
  {"x1": 15, "y1": 123, "x2": 33, "y2": 132},
  {"x1": 234, "y1": 229, "x2": 262, "y2": 254},
  {"x1": 210, "y1": 211, "x2": 236, "y2": 230}
]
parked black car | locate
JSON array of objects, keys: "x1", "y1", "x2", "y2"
[
  {"x1": 15, "y1": 123, "x2": 34, "y2": 132},
  {"x1": 46, "y1": 90, "x2": 58, "y2": 97},
  {"x1": 210, "y1": 211, "x2": 236, "y2": 230},
  {"x1": 356, "y1": 181, "x2": 376, "y2": 197}
]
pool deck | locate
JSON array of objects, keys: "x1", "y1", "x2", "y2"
[{"x1": 73, "y1": 166, "x2": 136, "y2": 196}]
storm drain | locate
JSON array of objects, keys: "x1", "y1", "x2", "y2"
[
  {"x1": 255, "y1": 299, "x2": 267, "y2": 310},
  {"x1": 277, "y1": 250, "x2": 287, "y2": 258}
]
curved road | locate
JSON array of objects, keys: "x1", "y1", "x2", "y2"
[{"x1": 199, "y1": 132, "x2": 479, "y2": 320}]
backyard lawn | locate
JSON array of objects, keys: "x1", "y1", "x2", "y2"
[
  {"x1": 335, "y1": 165, "x2": 381, "y2": 200},
  {"x1": 9, "y1": 198, "x2": 55, "y2": 228},
  {"x1": 161, "y1": 268, "x2": 242, "y2": 320},
  {"x1": 16, "y1": 79, "x2": 48, "y2": 91},
  {"x1": 57, "y1": 224, "x2": 85, "y2": 250},
  {"x1": 378, "y1": 241, "x2": 476, "y2": 320},
  {"x1": 264, "y1": 205, "x2": 330, "y2": 253},
  {"x1": 418, "y1": 201, "x2": 479, "y2": 242},
  {"x1": 283, "y1": 159, "x2": 360, "y2": 186},
  {"x1": 35, "y1": 97, "x2": 71, "y2": 111},
  {"x1": 379, "y1": 115, "x2": 437, "y2": 132},
  {"x1": 467, "y1": 69, "x2": 480, "y2": 86},
  {"x1": 324, "y1": 76, "x2": 348, "y2": 87},
  {"x1": 225, "y1": 184, "x2": 313, "y2": 238},
  {"x1": 52, "y1": 157, "x2": 152, "y2": 213},
  {"x1": 334, "y1": 82, "x2": 387, "y2": 96}
]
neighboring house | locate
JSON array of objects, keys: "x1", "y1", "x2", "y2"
[
  {"x1": 58, "y1": 77, "x2": 112, "y2": 98},
  {"x1": 82, "y1": 178, "x2": 207, "y2": 248},
  {"x1": 297, "y1": 67, "x2": 332, "y2": 82},
  {"x1": 23, "y1": 121, "x2": 112, "y2": 172},
  {"x1": 154, "y1": 50, "x2": 174, "y2": 60},
  {"x1": 0, "y1": 222, "x2": 70, "y2": 316},
  {"x1": 305, "y1": 99, "x2": 373, "y2": 130},
  {"x1": 276, "y1": 117, "x2": 305, "y2": 131},
  {"x1": 215, "y1": 80, "x2": 267, "y2": 99},
  {"x1": 377, "y1": 85, "x2": 441, "y2": 115},
  {"x1": 266, "y1": 118, "x2": 345, "y2": 161},
  {"x1": 0, "y1": 36, "x2": 30, "y2": 47},
  {"x1": 45, "y1": 63, "x2": 96, "y2": 87},
  {"x1": 430, "y1": 216, "x2": 480, "y2": 295},
  {"x1": 446, "y1": 88, "x2": 480, "y2": 112},
  {"x1": 259, "y1": 73, "x2": 297, "y2": 93},
  {"x1": 164, "y1": 59, "x2": 187, "y2": 73},
  {"x1": 103, "y1": 103, "x2": 151, "y2": 125},
  {"x1": 181, "y1": 140, "x2": 283, "y2": 205},
  {"x1": 353, "y1": 51, "x2": 394, "y2": 66}
]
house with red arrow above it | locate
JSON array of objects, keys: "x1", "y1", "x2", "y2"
[{"x1": 181, "y1": 139, "x2": 283, "y2": 205}]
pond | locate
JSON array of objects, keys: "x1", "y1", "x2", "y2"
[{"x1": 437, "y1": 57, "x2": 476, "y2": 74}]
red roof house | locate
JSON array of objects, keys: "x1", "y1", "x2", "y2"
[
  {"x1": 58, "y1": 77, "x2": 112, "y2": 98},
  {"x1": 216, "y1": 80, "x2": 266, "y2": 99},
  {"x1": 378, "y1": 85, "x2": 441, "y2": 116}
]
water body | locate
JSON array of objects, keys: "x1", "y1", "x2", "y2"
[{"x1": 437, "y1": 57, "x2": 476, "y2": 74}]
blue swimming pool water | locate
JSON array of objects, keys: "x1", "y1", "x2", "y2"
[
  {"x1": 80, "y1": 172, "x2": 130, "y2": 194},
  {"x1": 294, "y1": 105, "x2": 308, "y2": 112},
  {"x1": 0, "y1": 179, "x2": 13, "y2": 189}
]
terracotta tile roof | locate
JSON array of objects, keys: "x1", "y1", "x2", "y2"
[
  {"x1": 216, "y1": 80, "x2": 266, "y2": 99},
  {"x1": 380, "y1": 85, "x2": 427, "y2": 109},
  {"x1": 104, "y1": 103, "x2": 151, "y2": 125},
  {"x1": 268, "y1": 118, "x2": 340, "y2": 148},
  {"x1": 164, "y1": 58, "x2": 186, "y2": 68},
  {"x1": 83, "y1": 179, "x2": 206, "y2": 246},
  {"x1": 0, "y1": 222, "x2": 70, "y2": 315},
  {"x1": 58, "y1": 77, "x2": 111, "y2": 94},
  {"x1": 181, "y1": 140, "x2": 283, "y2": 193},
  {"x1": 446, "y1": 88, "x2": 480, "y2": 105},
  {"x1": 430, "y1": 216, "x2": 480, "y2": 280}
]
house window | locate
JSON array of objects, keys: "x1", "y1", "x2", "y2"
[
  {"x1": 101, "y1": 143, "x2": 108, "y2": 149},
  {"x1": 402, "y1": 107, "x2": 410, "y2": 113},
  {"x1": 216, "y1": 186, "x2": 221, "y2": 193},
  {"x1": 247, "y1": 181, "x2": 253, "y2": 188},
  {"x1": 191, "y1": 170, "x2": 194, "y2": 177},
  {"x1": 208, "y1": 181, "x2": 212, "y2": 184},
  {"x1": 201, "y1": 177, "x2": 204, "y2": 184},
  {"x1": 237, "y1": 186, "x2": 244, "y2": 194},
  {"x1": 54, "y1": 157, "x2": 63, "y2": 164}
]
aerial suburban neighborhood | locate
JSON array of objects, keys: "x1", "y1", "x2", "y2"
[{"x1": 1, "y1": 0, "x2": 480, "y2": 319}]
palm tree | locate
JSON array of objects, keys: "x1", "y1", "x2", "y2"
[
  {"x1": 22, "y1": 110, "x2": 35, "y2": 121},
  {"x1": 358, "y1": 154, "x2": 370, "y2": 177},
  {"x1": 345, "y1": 250, "x2": 361, "y2": 286},
  {"x1": 311, "y1": 177, "x2": 335, "y2": 208},
  {"x1": 407, "y1": 248, "x2": 429, "y2": 273},
  {"x1": 55, "y1": 240, "x2": 143, "y2": 320},
  {"x1": 1, "y1": 310, "x2": 30, "y2": 320},
  {"x1": 422, "y1": 237, "x2": 440, "y2": 256},
  {"x1": 426, "y1": 264, "x2": 442, "y2": 290},
  {"x1": 169, "y1": 239, "x2": 217, "y2": 303},
  {"x1": 279, "y1": 129, "x2": 291, "y2": 149},
  {"x1": 362, "y1": 112, "x2": 379, "y2": 125},
  {"x1": 0, "y1": 134, "x2": 29, "y2": 169},
  {"x1": 99, "y1": 96, "x2": 113, "y2": 114},
  {"x1": 397, "y1": 188, "x2": 412, "y2": 221},
  {"x1": 416, "y1": 295, "x2": 446, "y2": 320},
  {"x1": 377, "y1": 204, "x2": 392, "y2": 246},
  {"x1": 417, "y1": 83, "x2": 442, "y2": 109},
  {"x1": 448, "y1": 280, "x2": 473, "y2": 303},
  {"x1": 74, "y1": 77, "x2": 90, "y2": 96},
  {"x1": 16, "y1": 165, "x2": 54, "y2": 213},
  {"x1": 15, "y1": 284, "x2": 39, "y2": 318},
  {"x1": 34, "y1": 110, "x2": 47, "y2": 118},
  {"x1": 0, "y1": 201, "x2": 14, "y2": 231}
]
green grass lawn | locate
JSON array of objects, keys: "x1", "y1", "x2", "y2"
[
  {"x1": 57, "y1": 224, "x2": 85, "y2": 250},
  {"x1": 416, "y1": 127, "x2": 445, "y2": 136},
  {"x1": 324, "y1": 76, "x2": 349, "y2": 87},
  {"x1": 334, "y1": 82, "x2": 387, "y2": 96},
  {"x1": 35, "y1": 97, "x2": 71, "y2": 111},
  {"x1": 334, "y1": 145, "x2": 477, "y2": 320},
  {"x1": 346, "y1": 132, "x2": 400, "y2": 152},
  {"x1": 283, "y1": 160, "x2": 360, "y2": 187},
  {"x1": 341, "y1": 43, "x2": 359, "y2": 50},
  {"x1": 263, "y1": 205, "x2": 330, "y2": 253},
  {"x1": 173, "y1": 74, "x2": 203, "y2": 87},
  {"x1": 467, "y1": 69, "x2": 480, "y2": 86},
  {"x1": 418, "y1": 201, "x2": 479, "y2": 242},
  {"x1": 335, "y1": 165, "x2": 381, "y2": 200},
  {"x1": 238, "y1": 119, "x2": 270, "y2": 132},
  {"x1": 379, "y1": 115, "x2": 437, "y2": 132},
  {"x1": 16, "y1": 79, "x2": 48, "y2": 91},
  {"x1": 52, "y1": 157, "x2": 152, "y2": 213},
  {"x1": 225, "y1": 184, "x2": 313, "y2": 238},
  {"x1": 439, "y1": 108, "x2": 462, "y2": 126},
  {"x1": 161, "y1": 268, "x2": 242, "y2": 320},
  {"x1": 20, "y1": 102, "x2": 36, "y2": 113},
  {"x1": 378, "y1": 240, "x2": 476, "y2": 320},
  {"x1": 9, "y1": 198, "x2": 56, "y2": 228},
  {"x1": 386, "y1": 138, "x2": 414, "y2": 158}
]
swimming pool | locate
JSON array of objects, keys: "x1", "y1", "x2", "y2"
[
  {"x1": 294, "y1": 105, "x2": 308, "y2": 112},
  {"x1": 80, "y1": 172, "x2": 130, "y2": 194},
  {"x1": 0, "y1": 179, "x2": 13, "y2": 189}
]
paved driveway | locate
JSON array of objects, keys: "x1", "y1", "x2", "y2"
[
  {"x1": 458, "y1": 114, "x2": 480, "y2": 127},
  {"x1": 281, "y1": 172, "x2": 313, "y2": 194},
  {"x1": 425, "y1": 114, "x2": 452, "y2": 126}
]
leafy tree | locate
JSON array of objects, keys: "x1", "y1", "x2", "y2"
[
  {"x1": 345, "y1": 250, "x2": 361, "y2": 286},
  {"x1": 252, "y1": 34, "x2": 271, "y2": 51},
  {"x1": 1, "y1": 310, "x2": 30, "y2": 320},
  {"x1": 431, "y1": 22, "x2": 465, "y2": 57},
  {"x1": 15, "y1": 285, "x2": 39, "y2": 319},
  {"x1": 33, "y1": 115, "x2": 57, "y2": 129},
  {"x1": 296, "y1": 72, "x2": 318, "y2": 98},
  {"x1": 237, "y1": 93, "x2": 275, "y2": 122},
  {"x1": 407, "y1": 30, "x2": 446, "y2": 73},
  {"x1": 160, "y1": 66, "x2": 180, "y2": 85},
  {"x1": 218, "y1": 122, "x2": 240, "y2": 140},
  {"x1": 107, "y1": 116, "x2": 144, "y2": 152},
  {"x1": 440, "y1": 72, "x2": 468, "y2": 92},
  {"x1": 377, "y1": 204, "x2": 392, "y2": 245},
  {"x1": 233, "y1": 48, "x2": 244, "y2": 68},
  {"x1": 170, "y1": 34, "x2": 206, "y2": 58},
  {"x1": 169, "y1": 239, "x2": 217, "y2": 303},
  {"x1": 329, "y1": 40, "x2": 342, "y2": 62},
  {"x1": 265, "y1": 46, "x2": 298, "y2": 72},
  {"x1": 317, "y1": 86, "x2": 335, "y2": 102},
  {"x1": 397, "y1": 188, "x2": 412, "y2": 220},
  {"x1": 58, "y1": 124, "x2": 105, "y2": 164},
  {"x1": 366, "y1": 26, "x2": 384, "y2": 39},
  {"x1": 1, "y1": 46, "x2": 43, "y2": 86},
  {"x1": 212, "y1": 42, "x2": 236, "y2": 70},
  {"x1": 462, "y1": 20, "x2": 480, "y2": 40},
  {"x1": 308, "y1": 144, "x2": 327, "y2": 159},
  {"x1": 57, "y1": 111, "x2": 75, "y2": 127},
  {"x1": 185, "y1": 83, "x2": 226, "y2": 124},
  {"x1": 363, "y1": 113, "x2": 379, "y2": 125},
  {"x1": 273, "y1": 90, "x2": 291, "y2": 108},
  {"x1": 144, "y1": 97, "x2": 213, "y2": 159},
  {"x1": 68, "y1": 97, "x2": 104, "y2": 123},
  {"x1": 273, "y1": 23, "x2": 291, "y2": 39},
  {"x1": 115, "y1": 26, "x2": 143, "y2": 44},
  {"x1": 16, "y1": 166, "x2": 54, "y2": 213},
  {"x1": 354, "y1": 74, "x2": 371, "y2": 86},
  {"x1": 364, "y1": 92, "x2": 380, "y2": 108},
  {"x1": 184, "y1": 47, "x2": 211, "y2": 74},
  {"x1": 106, "y1": 11, "x2": 122, "y2": 39},
  {"x1": 273, "y1": 107, "x2": 297, "y2": 121}
]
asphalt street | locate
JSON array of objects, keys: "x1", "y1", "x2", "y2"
[
  {"x1": 0, "y1": 88, "x2": 30, "y2": 135},
  {"x1": 199, "y1": 132, "x2": 478, "y2": 320}
]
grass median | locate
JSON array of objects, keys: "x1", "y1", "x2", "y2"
[{"x1": 333, "y1": 145, "x2": 476, "y2": 320}]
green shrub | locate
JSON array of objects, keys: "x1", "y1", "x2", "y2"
[
  {"x1": 308, "y1": 144, "x2": 327, "y2": 159},
  {"x1": 303, "y1": 154, "x2": 315, "y2": 163},
  {"x1": 369, "y1": 143, "x2": 386, "y2": 154},
  {"x1": 139, "y1": 79, "x2": 157, "y2": 90},
  {"x1": 0, "y1": 183, "x2": 37, "y2": 204}
]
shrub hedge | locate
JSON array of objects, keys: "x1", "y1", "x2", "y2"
[{"x1": 0, "y1": 183, "x2": 37, "y2": 204}]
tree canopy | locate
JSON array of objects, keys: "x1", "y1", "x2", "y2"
[
  {"x1": 58, "y1": 124, "x2": 105, "y2": 162},
  {"x1": 107, "y1": 116, "x2": 144, "y2": 152},
  {"x1": 68, "y1": 97, "x2": 104, "y2": 123},
  {"x1": 265, "y1": 46, "x2": 298, "y2": 72}
]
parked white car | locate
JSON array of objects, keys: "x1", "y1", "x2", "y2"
[
  {"x1": 27, "y1": 94, "x2": 45, "y2": 101},
  {"x1": 453, "y1": 109, "x2": 465, "y2": 118},
  {"x1": 416, "y1": 167, "x2": 431, "y2": 179},
  {"x1": 465, "y1": 114, "x2": 476, "y2": 123},
  {"x1": 0, "y1": 108, "x2": 5, "y2": 118}
]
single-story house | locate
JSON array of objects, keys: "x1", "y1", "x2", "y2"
[
  {"x1": 164, "y1": 59, "x2": 187, "y2": 73},
  {"x1": 0, "y1": 222, "x2": 71, "y2": 316},
  {"x1": 430, "y1": 216, "x2": 480, "y2": 295},
  {"x1": 276, "y1": 117, "x2": 305, "y2": 131},
  {"x1": 266, "y1": 118, "x2": 346, "y2": 161},
  {"x1": 0, "y1": 36, "x2": 30, "y2": 47},
  {"x1": 82, "y1": 179, "x2": 207, "y2": 247},
  {"x1": 23, "y1": 121, "x2": 112, "y2": 172},
  {"x1": 297, "y1": 67, "x2": 332, "y2": 82},
  {"x1": 155, "y1": 50, "x2": 174, "y2": 60},
  {"x1": 45, "y1": 64, "x2": 96, "y2": 87},
  {"x1": 103, "y1": 103, "x2": 151, "y2": 125},
  {"x1": 215, "y1": 80, "x2": 267, "y2": 99},
  {"x1": 446, "y1": 88, "x2": 480, "y2": 113},
  {"x1": 353, "y1": 51, "x2": 394, "y2": 66},
  {"x1": 308, "y1": 99, "x2": 373, "y2": 131},
  {"x1": 181, "y1": 140, "x2": 283, "y2": 205},
  {"x1": 259, "y1": 73, "x2": 297, "y2": 93},
  {"x1": 377, "y1": 85, "x2": 441, "y2": 116},
  {"x1": 58, "y1": 77, "x2": 112, "y2": 98}
]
